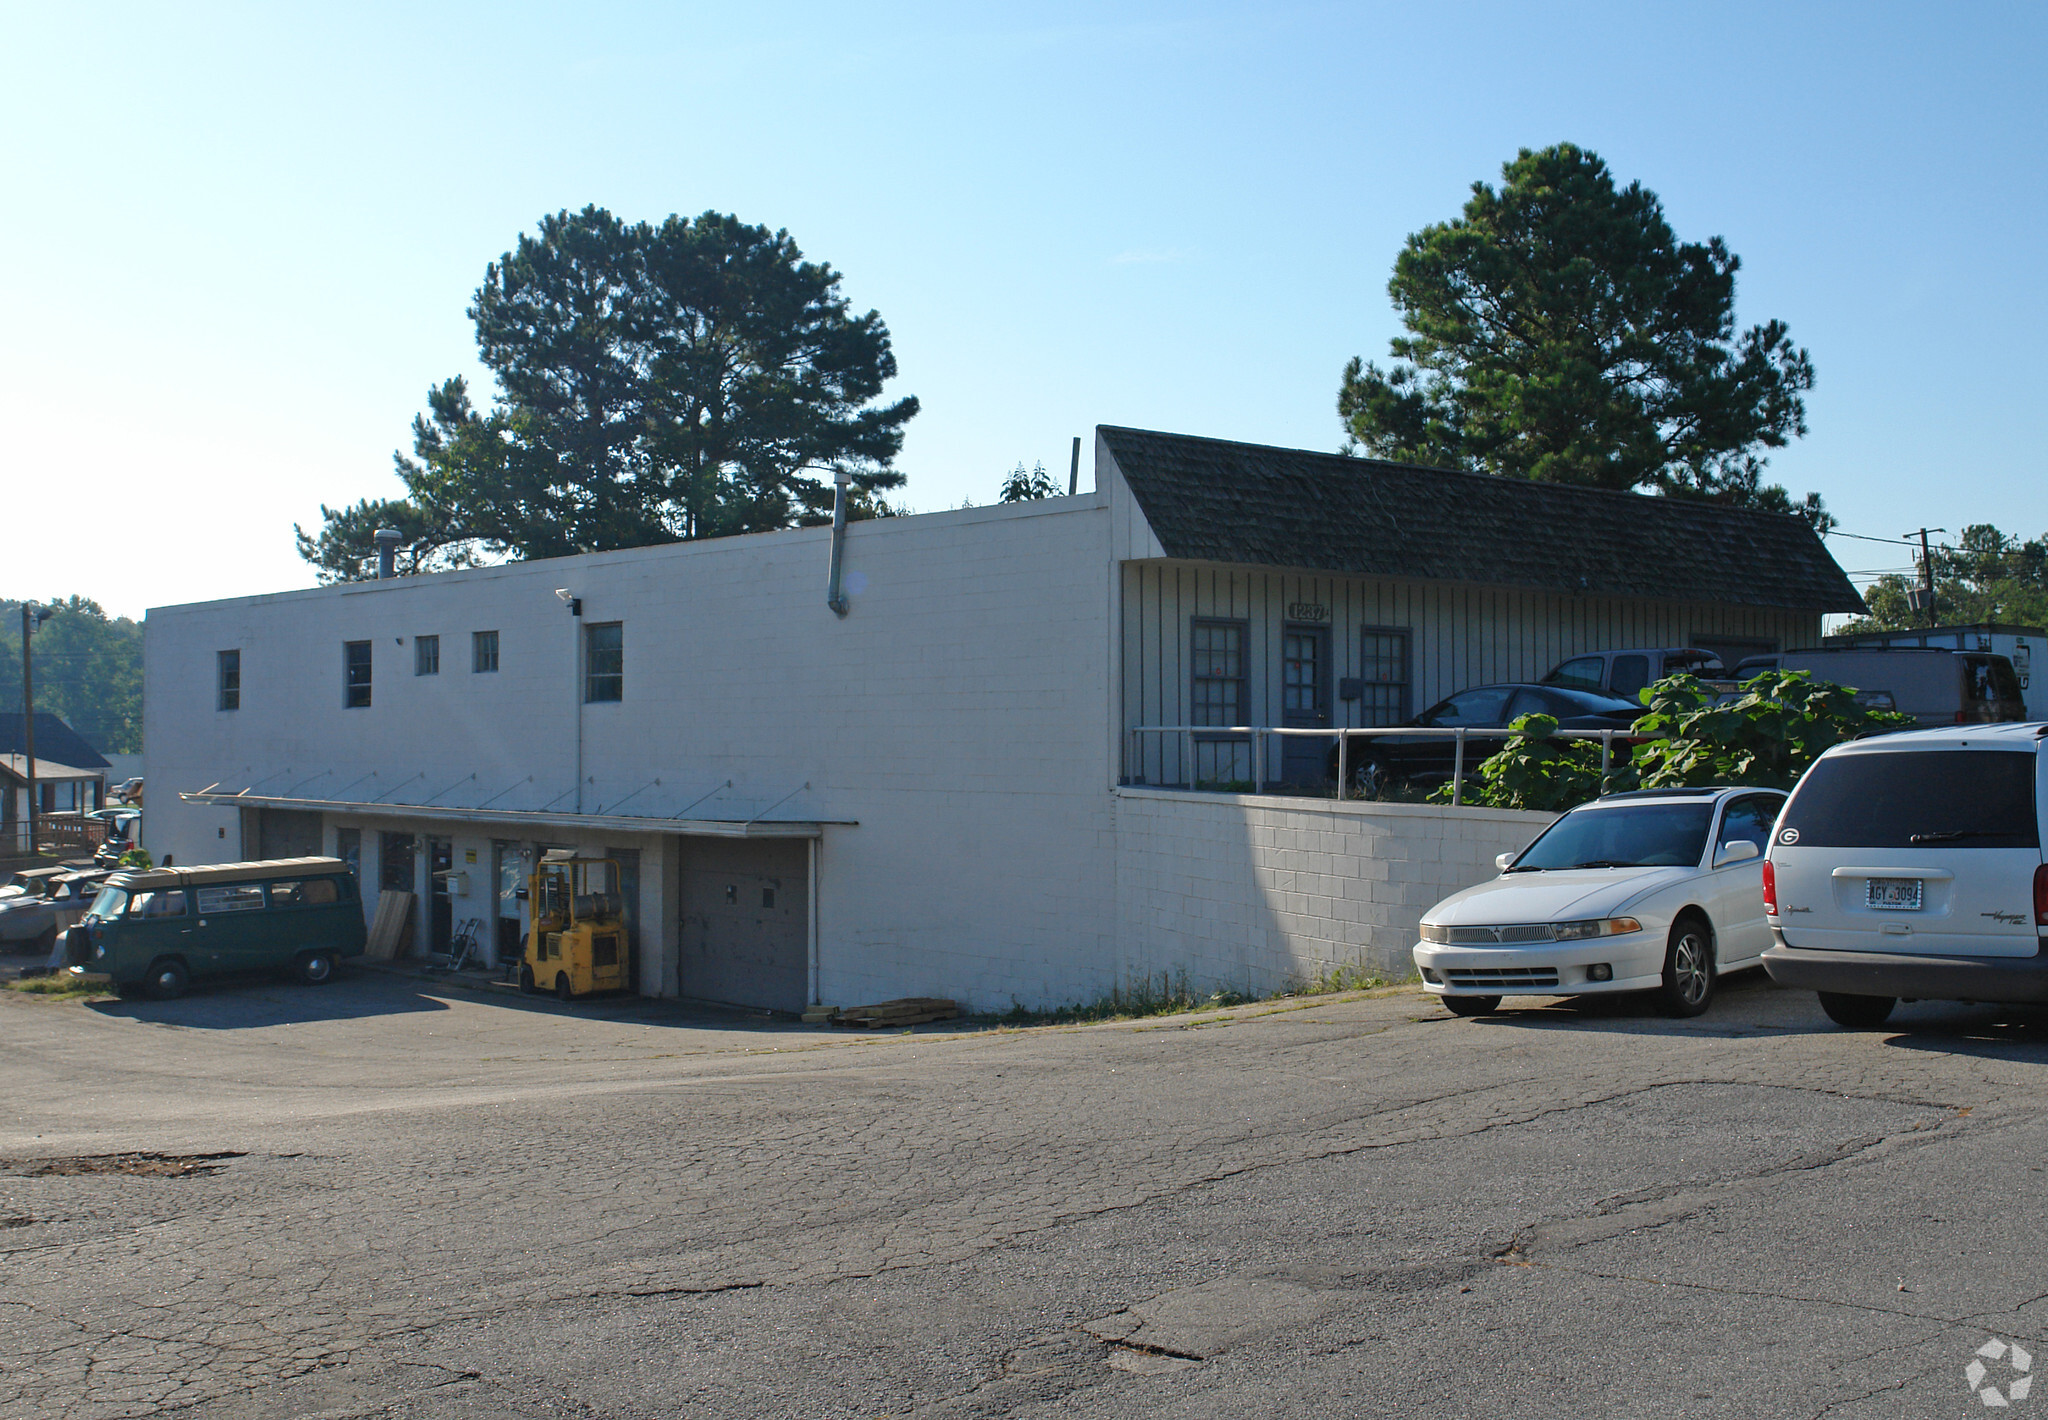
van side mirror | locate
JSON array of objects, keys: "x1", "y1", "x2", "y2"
[
  {"x1": 1714, "y1": 839, "x2": 1761, "y2": 868},
  {"x1": 1495, "y1": 852, "x2": 1517, "y2": 873}
]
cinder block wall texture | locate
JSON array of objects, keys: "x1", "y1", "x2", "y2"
[{"x1": 1113, "y1": 788, "x2": 1555, "y2": 997}]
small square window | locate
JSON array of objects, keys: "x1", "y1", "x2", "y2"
[
  {"x1": 585, "y1": 622, "x2": 622, "y2": 703},
  {"x1": 344, "y1": 641, "x2": 372, "y2": 708},
  {"x1": 415, "y1": 635, "x2": 440, "y2": 676},
  {"x1": 217, "y1": 649, "x2": 241, "y2": 711},
  {"x1": 473, "y1": 630, "x2": 499, "y2": 674}
]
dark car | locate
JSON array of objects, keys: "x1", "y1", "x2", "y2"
[{"x1": 1327, "y1": 683, "x2": 1644, "y2": 796}]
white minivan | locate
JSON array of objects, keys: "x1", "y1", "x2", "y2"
[{"x1": 1761, "y1": 723, "x2": 2048, "y2": 1026}]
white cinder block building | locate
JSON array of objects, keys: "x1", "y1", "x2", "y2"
[{"x1": 145, "y1": 428, "x2": 1862, "y2": 1011}]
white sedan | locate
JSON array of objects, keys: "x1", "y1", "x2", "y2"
[{"x1": 1413, "y1": 786, "x2": 1785, "y2": 1018}]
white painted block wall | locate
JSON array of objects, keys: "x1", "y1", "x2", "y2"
[
  {"x1": 144, "y1": 496, "x2": 1119, "y2": 1011},
  {"x1": 1112, "y1": 787, "x2": 1555, "y2": 995}
]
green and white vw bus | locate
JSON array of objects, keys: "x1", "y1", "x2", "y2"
[{"x1": 69, "y1": 857, "x2": 367, "y2": 999}]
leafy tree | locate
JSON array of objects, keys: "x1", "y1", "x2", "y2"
[
  {"x1": 998, "y1": 461, "x2": 1058, "y2": 502},
  {"x1": 298, "y1": 207, "x2": 918, "y2": 582},
  {"x1": 0, "y1": 597, "x2": 143, "y2": 754},
  {"x1": 1834, "y1": 523, "x2": 2048, "y2": 633},
  {"x1": 1340, "y1": 144, "x2": 1828, "y2": 528}
]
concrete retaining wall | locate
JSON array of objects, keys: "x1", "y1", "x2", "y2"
[{"x1": 1114, "y1": 787, "x2": 1555, "y2": 996}]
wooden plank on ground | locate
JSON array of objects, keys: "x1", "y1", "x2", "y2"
[
  {"x1": 364, "y1": 891, "x2": 414, "y2": 961},
  {"x1": 832, "y1": 997, "x2": 960, "y2": 1028}
]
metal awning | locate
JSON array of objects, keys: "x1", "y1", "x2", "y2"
[{"x1": 179, "y1": 789, "x2": 841, "y2": 840}]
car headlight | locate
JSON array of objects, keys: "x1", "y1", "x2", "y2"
[
  {"x1": 1418, "y1": 922, "x2": 1448, "y2": 943},
  {"x1": 1552, "y1": 917, "x2": 1643, "y2": 940}
]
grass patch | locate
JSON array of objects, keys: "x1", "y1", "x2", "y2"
[
  {"x1": 5, "y1": 973, "x2": 114, "y2": 1001},
  {"x1": 1283, "y1": 963, "x2": 1414, "y2": 995},
  {"x1": 972, "y1": 972, "x2": 1253, "y2": 1027},
  {"x1": 971, "y1": 965, "x2": 1418, "y2": 1028}
]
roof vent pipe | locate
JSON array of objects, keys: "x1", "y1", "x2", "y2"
[
  {"x1": 825, "y1": 469, "x2": 851, "y2": 618},
  {"x1": 372, "y1": 527, "x2": 403, "y2": 580}
]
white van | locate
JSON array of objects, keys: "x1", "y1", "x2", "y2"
[
  {"x1": 1761, "y1": 723, "x2": 2047, "y2": 1026},
  {"x1": 1733, "y1": 648, "x2": 2025, "y2": 727}
]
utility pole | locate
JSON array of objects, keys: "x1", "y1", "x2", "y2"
[
  {"x1": 1905, "y1": 528, "x2": 1944, "y2": 629},
  {"x1": 18, "y1": 603, "x2": 47, "y2": 856}
]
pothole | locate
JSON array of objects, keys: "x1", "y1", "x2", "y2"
[
  {"x1": 1105, "y1": 1345, "x2": 1202, "y2": 1375},
  {"x1": 0, "y1": 1151, "x2": 244, "y2": 1178}
]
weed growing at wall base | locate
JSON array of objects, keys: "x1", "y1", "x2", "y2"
[{"x1": 973, "y1": 966, "x2": 1414, "y2": 1026}]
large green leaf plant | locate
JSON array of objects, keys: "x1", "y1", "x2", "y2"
[{"x1": 1443, "y1": 670, "x2": 1915, "y2": 813}]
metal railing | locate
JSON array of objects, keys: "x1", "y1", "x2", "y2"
[{"x1": 1125, "y1": 725, "x2": 1635, "y2": 807}]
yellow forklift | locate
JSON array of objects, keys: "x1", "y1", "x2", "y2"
[{"x1": 520, "y1": 851, "x2": 630, "y2": 1001}]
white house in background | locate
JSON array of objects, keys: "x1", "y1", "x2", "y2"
[{"x1": 143, "y1": 427, "x2": 1863, "y2": 1012}]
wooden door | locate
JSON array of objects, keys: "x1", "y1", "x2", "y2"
[{"x1": 1279, "y1": 625, "x2": 1332, "y2": 787}]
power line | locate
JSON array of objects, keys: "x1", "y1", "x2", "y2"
[{"x1": 1826, "y1": 529, "x2": 1924, "y2": 547}]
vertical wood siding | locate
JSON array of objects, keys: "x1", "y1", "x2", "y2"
[{"x1": 1119, "y1": 561, "x2": 1821, "y2": 784}]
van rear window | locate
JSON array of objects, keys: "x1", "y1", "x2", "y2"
[
  {"x1": 1780, "y1": 750, "x2": 2039, "y2": 849},
  {"x1": 1963, "y1": 656, "x2": 2024, "y2": 704}
]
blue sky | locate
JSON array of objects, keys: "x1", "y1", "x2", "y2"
[{"x1": 6, "y1": 1, "x2": 2042, "y2": 616}]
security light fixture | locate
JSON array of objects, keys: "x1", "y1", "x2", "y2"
[{"x1": 554, "y1": 588, "x2": 582, "y2": 616}]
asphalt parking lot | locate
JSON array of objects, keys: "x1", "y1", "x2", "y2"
[{"x1": 5, "y1": 964, "x2": 2048, "y2": 1419}]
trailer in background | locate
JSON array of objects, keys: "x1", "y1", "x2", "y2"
[{"x1": 1822, "y1": 623, "x2": 2045, "y2": 720}]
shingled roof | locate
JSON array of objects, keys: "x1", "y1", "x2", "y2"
[
  {"x1": 0, "y1": 714, "x2": 110, "y2": 772},
  {"x1": 1101, "y1": 427, "x2": 1864, "y2": 613}
]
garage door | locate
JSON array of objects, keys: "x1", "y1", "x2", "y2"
[
  {"x1": 678, "y1": 839, "x2": 808, "y2": 1013},
  {"x1": 257, "y1": 809, "x2": 324, "y2": 860}
]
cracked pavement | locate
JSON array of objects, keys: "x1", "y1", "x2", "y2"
[{"x1": 3, "y1": 967, "x2": 2047, "y2": 1417}]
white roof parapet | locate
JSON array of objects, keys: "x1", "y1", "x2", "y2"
[{"x1": 178, "y1": 789, "x2": 842, "y2": 839}]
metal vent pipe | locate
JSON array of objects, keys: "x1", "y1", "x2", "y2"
[
  {"x1": 373, "y1": 527, "x2": 403, "y2": 580},
  {"x1": 826, "y1": 470, "x2": 851, "y2": 617}
]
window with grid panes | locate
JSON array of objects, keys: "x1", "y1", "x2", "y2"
[
  {"x1": 585, "y1": 622, "x2": 623, "y2": 702},
  {"x1": 1190, "y1": 620, "x2": 1246, "y2": 727},
  {"x1": 344, "y1": 641, "x2": 372, "y2": 708},
  {"x1": 1282, "y1": 631, "x2": 1320, "y2": 714},
  {"x1": 1357, "y1": 630, "x2": 1410, "y2": 726}
]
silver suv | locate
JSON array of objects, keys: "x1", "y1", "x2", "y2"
[{"x1": 1762, "y1": 723, "x2": 2048, "y2": 1027}]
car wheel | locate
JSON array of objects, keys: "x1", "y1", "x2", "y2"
[
  {"x1": 518, "y1": 965, "x2": 536, "y2": 995},
  {"x1": 1817, "y1": 991, "x2": 1895, "y2": 1030},
  {"x1": 1442, "y1": 995, "x2": 1501, "y2": 1017},
  {"x1": 1657, "y1": 916, "x2": 1716, "y2": 1017},
  {"x1": 555, "y1": 972, "x2": 575, "y2": 1002},
  {"x1": 143, "y1": 958, "x2": 189, "y2": 1001},
  {"x1": 1357, "y1": 754, "x2": 1397, "y2": 800},
  {"x1": 294, "y1": 950, "x2": 335, "y2": 986}
]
